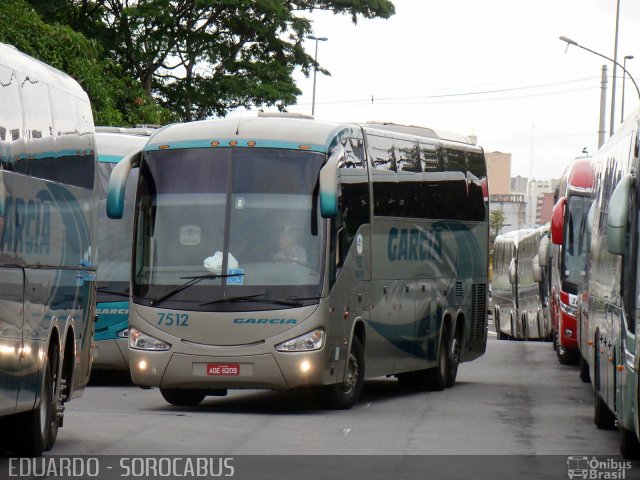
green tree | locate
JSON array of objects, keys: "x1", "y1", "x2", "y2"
[
  {"x1": 29, "y1": 0, "x2": 396, "y2": 121},
  {"x1": 1, "y1": 0, "x2": 171, "y2": 125},
  {"x1": 490, "y1": 209, "x2": 505, "y2": 244}
]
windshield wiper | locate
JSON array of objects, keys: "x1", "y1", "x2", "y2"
[
  {"x1": 149, "y1": 273, "x2": 244, "y2": 306},
  {"x1": 200, "y1": 294, "x2": 302, "y2": 307},
  {"x1": 97, "y1": 287, "x2": 129, "y2": 298}
]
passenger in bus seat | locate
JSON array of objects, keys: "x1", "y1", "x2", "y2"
[{"x1": 273, "y1": 229, "x2": 308, "y2": 266}]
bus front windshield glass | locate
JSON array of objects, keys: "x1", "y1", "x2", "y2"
[
  {"x1": 97, "y1": 163, "x2": 138, "y2": 300},
  {"x1": 562, "y1": 194, "x2": 590, "y2": 287},
  {"x1": 133, "y1": 147, "x2": 325, "y2": 311}
]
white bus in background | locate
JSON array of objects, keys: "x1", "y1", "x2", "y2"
[
  {"x1": 493, "y1": 227, "x2": 549, "y2": 340},
  {"x1": 93, "y1": 128, "x2": 154, "y2": 370},
  {"x1": 0, "y1": 43, "x2": 98, "y2": 455},
  {"x1": 107, "y1": 115, "x2": 489, "y2": 409}
]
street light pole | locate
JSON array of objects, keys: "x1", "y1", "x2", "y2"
[
  {"x1": 621, "y1": 55, "x2": 634, "y2": 123},
  {"x1": 306, "y1": 35, "x2": 328, "y2": 116},
  {"x1": 559, "y1": 36, "x2": 640, "y2": 102},
  {"x1": 610, "y1": 0, "x2": 621, "y2": 135}
]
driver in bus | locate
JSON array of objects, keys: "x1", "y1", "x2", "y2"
[{"x1": 273, "y1": 229, "x2": 308, "y2": 266}]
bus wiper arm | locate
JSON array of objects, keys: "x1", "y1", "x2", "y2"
[
  {"x1": 96, "y1": 287, "x2": 129, "y2": 297},
  {"x1": 200, "y1": 294, "x2": 302, "y2": 307},
  {"x1": 150, "y1": 273, "x2": 244, "y2": 306}
]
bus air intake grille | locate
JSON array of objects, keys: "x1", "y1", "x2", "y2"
[
  {"x1": 470, "y1": 283, "x2": 487, "y2": 342},
  {"x1": 455, "y1": 281, "x2": 463, "y2": 298}
]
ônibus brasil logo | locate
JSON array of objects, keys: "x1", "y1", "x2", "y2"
[{"x1": 567, "y1": 456, "x2": 633, "y2": 479}]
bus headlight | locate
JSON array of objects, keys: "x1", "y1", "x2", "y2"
[
  {"x1": 275, "y1": 329, "x2": 325, "y2": 352},
  {"x1": 129, "y1": 327, "x2": 171, "y2": 351},
  {"x1": 560, "y1": 302, "x2": 577, "y2": 318}
]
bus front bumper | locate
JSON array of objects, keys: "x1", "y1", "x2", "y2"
[
  {"x1": 129, "y1": 348, "x2": 331, "y2": 391},
  {"x1": 93, "y1": 339, "x2": 130, "y2": 370}
]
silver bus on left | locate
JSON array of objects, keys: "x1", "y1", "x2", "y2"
[{"x1": 0, "y1": 43, "x2": 98, "y2": 455}]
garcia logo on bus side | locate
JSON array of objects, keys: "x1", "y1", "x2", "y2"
[
  {"x1": 233, "y1": 318, "x2": 297, "y2": 325},
  {"x1": 387, "y1": 227, "x2": 442, "y2": 261},
  {"x1": 0, "y1": 194, "x2": 51, "y2": 254}
]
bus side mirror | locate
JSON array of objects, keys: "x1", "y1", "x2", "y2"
[
  {"x1": 107, "y1": 150, "x2": 141, "y2": 219},
  {"x1": 319, "y1": 145, "x2": 344, "y2": 218},
  {"x1": 607, "y1": 173, "x2": 634, "y2": 255},
  {"x1": 508, "y1": 259, "x2": 517, "y2": 285},
  {"x1": 538, "y1": 235, "x2": 550, "y2": 267},
  {"x1": 586, "y1": 200, "x2": 595, "y2": 235},
  {"x1": 551, "y1": 197, "x2": 566, "y2": 245},
  {"x1": 533, "y1": 254, "x2": 542, "y2": 282}
]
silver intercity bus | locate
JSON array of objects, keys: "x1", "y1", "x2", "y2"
[
  {"x1": 492, "y1": 227, "x2": 548, "y2": 340},
  {"x1": 107, "y1": 115, "x2": 489, "y2": 409},
  {"x1": 0, "y1": 43, "x2": 98, "y2": 454}
]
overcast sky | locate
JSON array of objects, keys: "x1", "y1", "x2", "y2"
[{"x1": 267, "y1": 0, "x2": 640, "y2": 181}]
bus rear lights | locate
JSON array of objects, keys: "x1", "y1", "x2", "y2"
[
  {"x1": 129, "y1": 327, "x2": 171, "y2": 351},
  {"x1": 275, "y1": 328, "x2": 325, "y2": 352},
  {"x1": 210, "y1": 141, "x2": 220, "y2": 147},
  {"x1": 247, "y1": 141, "x2": 256, "y2": 147},
  {"x1": 300, "y1": 360, "x2": 311, "y2": 373},
  {"x1": 229, "y1": 140, "x2": 238, "y2": 146},
  {"x1": 564, "y1": 328, "x2": 573, "y2": 338},
  {"x1": 116, "y1": 328, "x2": 129, "y2": 338}
]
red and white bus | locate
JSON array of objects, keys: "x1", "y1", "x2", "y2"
[{"x1": 550, "y1": 156, "x2": 595, "y2": 365}]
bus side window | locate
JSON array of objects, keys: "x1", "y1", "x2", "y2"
[
  {"x1": 396, "y1": 139, "x2": 422, "y2": 218},
  {"x1": 368, "y1": 134, "x2": 398, "y2": 217},
  {"x1": 0, "y1": 65, "x2": 23, "y2": 173}
]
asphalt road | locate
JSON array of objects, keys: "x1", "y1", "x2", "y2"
[{"x1": 47, "y1": 333, "x2": 623, "y2": 456}]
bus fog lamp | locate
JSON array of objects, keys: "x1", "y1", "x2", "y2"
[
  {"x1": 129, "y1": 327, "x2": 171, "y2": 351},
  {"x1": 275, "y1": 329, "x2": 325, "y2": 352},
  {"x1": 138, "y1": 360, "x2": 148, "y2": 371},
  {"x1": 564, "y1": 328, "x2": 573, "y2": 338},
  {"x1": 116, "y1": 328, "x2": 129, "y2": 338},
  {"x1": 300, "y1": 360, "x2": 311, "y2": 373}
]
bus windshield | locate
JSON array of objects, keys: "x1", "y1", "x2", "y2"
[
  {"x1": 97, "y1": 163, "x2": 138, "y2": 299},
  {"x1": 562, "y1": 194, "x2": 590, "y2": 288},
  {"x1": 132, "y1": 147, "x2": 325, "y2": 311}
]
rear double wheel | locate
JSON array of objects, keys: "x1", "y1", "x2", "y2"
[
  {"x1": 397, "y1": 328, "x2": 451, "y2": 391},
  {"x1": 16, "y1": 348, "x2": 60, "y2": 455}
]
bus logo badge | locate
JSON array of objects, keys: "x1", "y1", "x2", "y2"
[
  {"x1": 567, "y1": 457, "x2": 589, "y2": 479},
  {"x1": 356, "y1": 234, "x2": 363, "y2": 255}
]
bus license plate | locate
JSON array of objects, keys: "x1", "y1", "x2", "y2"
[{"x1": 207, "y1": 364, "x2": 239, "y2": 376}]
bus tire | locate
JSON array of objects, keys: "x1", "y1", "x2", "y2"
[
  {"x1": 160, "y1": 389, "x2": 206, "y2": 406},
  {"x1": 424, "y1": 330, "x2": 449, "y2": 391},
  {"x1": 556, "y1": 340, "x2": 579, "y2": 365},
  {"x1": 496, "y1": 313, "x2": 507, "y2": 340},
  {"x1": 16, "y1": 350, "x2": 57, "y2": 456},
  {"x1": 446, "y1": 333, "x2": 460, "y2": 388},
  {"x1": 579, "y1": 356, "x2": 591, "y2": 383},
  {"x1": 620, "y1": 425, "x2": 640, "y2": 459},
  {"x1": 593, "y1": 356, "x2": 615, "y2": 430},
  {"x1": 322, "y1": 336, "x2": 364, "y2": 409}
]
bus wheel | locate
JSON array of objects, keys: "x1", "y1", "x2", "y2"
[
  {"x1": 323, "y1": 336, "x2": 365, "y2": 409},
  {"x1": 424, "y1": 330, "x2": 449, "y2": 391},
  {"x1": 17, "y1": 349, "x2": 57, "y2": 455},
  {"x1": 446, "y1": 334, "x2": 461, "y2": 388},
  {"x1": 620, "y1": 425, "x2": 640, "y2": 459},
  {"x1": 593, "y1": 361, "x2": 615, "y2": 430},
  {"x1": 579, "y1": 356, "x2": 590, "y2": 383},
  {"x1": 496, "y1": 313, "x2": 507, "y2": 340},
  {"x1": 556, "y1": 342, "x2": 578, "y2": 365},
  {"x1": 160, "y1": 389, "x2": 206, "y2": 406}
]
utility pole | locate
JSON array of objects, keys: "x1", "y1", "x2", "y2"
[
  {"x1": 609, "y1": 0, "x2": 621, "y2": 136},
  {"x1": 599, "y1": 65, "x2": 608, "y2": 148}
]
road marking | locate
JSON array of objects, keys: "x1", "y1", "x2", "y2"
[{"x1": 341, "y1": 428, "x2": 351, "y2": 436}]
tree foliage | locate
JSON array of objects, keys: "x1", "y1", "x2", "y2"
[
  {"x1": 27, "y1": 0, "x2": 396, "y2": 121},
  {"x1": 490, "y1": 209, "x2": 505, "y2": 244},
  {"x1": 1, "y1": 0, "x2": 172, "y2": 125}
]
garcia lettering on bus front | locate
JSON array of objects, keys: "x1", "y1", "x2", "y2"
[
  {"x1": 387, "y1": 227, "x2": 442, "y2": 261},
  {"x1": 234, "y1": 318, "x2": 297, "y2": 325}
]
